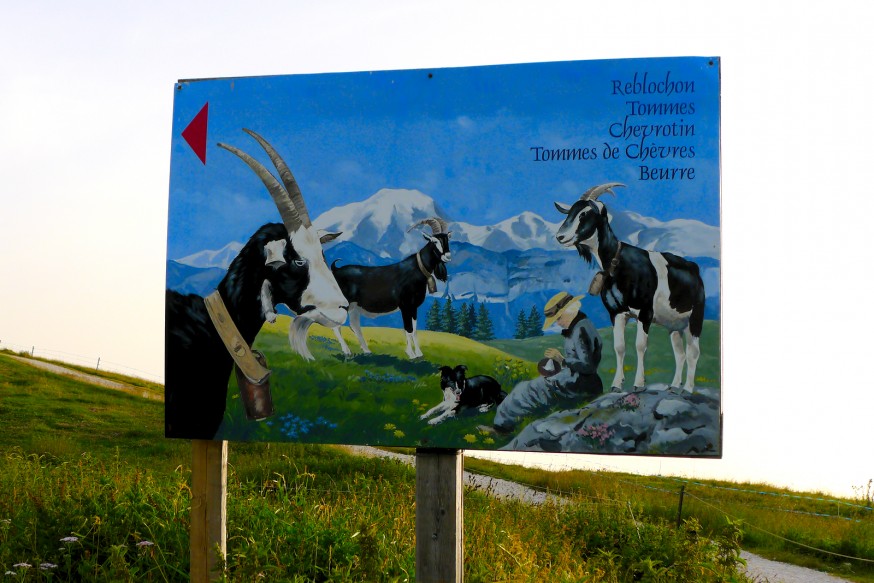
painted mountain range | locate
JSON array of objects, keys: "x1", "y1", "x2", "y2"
[{"x1": 167, "y1": 188, "x2": 720, "y2": 335}]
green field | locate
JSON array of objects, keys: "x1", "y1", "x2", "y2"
[
  {"x1": 1, "y1": 351, "x2": 872, "y2": 581},
  {"x1": 217, "y1": 318, "x2": 721, "y2": 449}
]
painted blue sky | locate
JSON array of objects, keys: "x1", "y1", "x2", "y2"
[{"x1": 168, "y1": 57, "x2": 719, "y2": 258}]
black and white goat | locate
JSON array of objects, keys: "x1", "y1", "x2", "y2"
[
  {"x1": 165, "y1": 129, "x2": 348, "y2": 439},
  {"x1": 553, "y1": 183, "x2": 705, "y2": 392},
  {"x1": 329, "y1": 218, "x2": 451, "y2": 359}
]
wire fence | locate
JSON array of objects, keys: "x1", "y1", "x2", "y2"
[
  {"x1": 0, "y1": 340, "x2": 163, "y2": 383},
  {"x1": 462, "y1": 464, "x2": 874, "y2": 565}
]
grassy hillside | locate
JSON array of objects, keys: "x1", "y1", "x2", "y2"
[
  {"x1": 217, "y1": 318, "x2": 720, "y2": 449},
  {"x1": 2, "y1": 342, "x2": 871, "y2": 582},
  {"x1": 1, "y1": 352, "x2": 756, "y2": 582},
  {"x1": 0, "y1": 353, "x2": 183, "y2": 466}
]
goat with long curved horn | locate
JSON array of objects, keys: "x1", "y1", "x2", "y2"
[
  {"x1": 217, "y1": 131, "x2": 304, "y2": 231},
  {"x1": 407, "y1": 217, "x2": 450, "y2": 236},
  {"x1": 237, "y1": 128, "x2": 312, "y2": 227},
  {"x1": 581, "y1": 182, "x2": 626, "y2": 201},
  {"x1": 216, "y1": 130, "x2": 349, "y2": 357}
]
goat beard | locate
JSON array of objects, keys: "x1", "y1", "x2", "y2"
[
  {"x1": 575, "y1": 243, "x2": 595, "y2": 266},
  {"x1": 434, "y1": 262, "x2": 448, "y2": 282},
  {"x1": 289, "y1": 316, "x2": 316, "y2": 361}
]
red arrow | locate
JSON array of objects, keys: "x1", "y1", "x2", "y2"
[{"x1": 182, "y1": 102, "x2": 209, "y2": 164}]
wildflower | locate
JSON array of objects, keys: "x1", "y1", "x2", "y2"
[
  {"x1": 39, "y1": 563, "x2": 57, "y2": 570},
  {"x1": 619, "y1": 393, "x2": 640, "y2": 410},
  {"x1": 578, "y1": 422, "x2": 614, "y2": 445},
  {"x1": 463, "y1": 434, "x2": 477, "y2": 443},
  {"x1": 60, "y1": 536, "x2": 79, "y2": 543},
  {"x1": 12, "y1": 563, "x2": 30, "y2": 569},
  {"x1": 393, "y1": 430, "x2": 405, "y2": 439},
  {"x1": 383, "y1": 423, "x2": 396, "y2": 431},
  {"x1": 136, "y1": 540, "x2": 155, "y2": 547},
  {"x1": 0, "y1": 519, "x2": 10, "y2": 525}
]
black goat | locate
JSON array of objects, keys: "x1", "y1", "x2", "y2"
[
  {"x1": 165, "y1": 129, "x2": 348, "y2": 439},
  {"x1": 329, "y1": 217, "x2": 451, "y2": 359},
  {"x1": 554, "y1": 183, "x2": 705, "y2": 392}
]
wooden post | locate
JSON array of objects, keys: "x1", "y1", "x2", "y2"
[
  {"x1": 416, "y1": 448, "x2": 463, "y2": 583},
  {"x1": 191, "y1": 440, "x2": 228, "y2": 582}
]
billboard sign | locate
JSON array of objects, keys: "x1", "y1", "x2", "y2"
[{"x1": 166, "y1": 56, "x2": 721, "y2": 456}]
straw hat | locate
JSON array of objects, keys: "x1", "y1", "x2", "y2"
[{"x1": 542, "y1": 291, "x2": 584, "y2": 330}]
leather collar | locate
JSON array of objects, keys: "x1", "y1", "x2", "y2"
[{"x1": 203, "y1": 290, "x2": 271, "y2": 384}]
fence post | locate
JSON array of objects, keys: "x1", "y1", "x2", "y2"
[
  {"x1": 191, "y1": 440, "x2": 227, "y2": 582},
  {"x1": 416, "y1": 448, "x2": 463, "y2": 582},
  {"x1": 96, "y1": 357, "x2": 101, "y2": 371},
  {"x1": 676, "y1": 484, "x2": 686, "y2": 528}
]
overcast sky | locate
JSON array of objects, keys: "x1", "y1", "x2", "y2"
[{"x1": 1, "y1": 1, "x2": 872, "y2": 498}]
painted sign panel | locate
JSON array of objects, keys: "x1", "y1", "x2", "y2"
[{"x1": 166, "y1": 56, "x2": 721, "y2": 456}]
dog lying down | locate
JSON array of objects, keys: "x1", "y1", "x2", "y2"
[{"x1": 420, "y1": 365, "x2": 507, "y2": 425}]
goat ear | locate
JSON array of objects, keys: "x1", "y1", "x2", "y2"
[
  {"x1": 454, "y1": 364, "x2": 468, "y2": 375},
  {"x1": 446, "y1": 231, "x2": 452, "y2": 239},
  {"x1": 263, "y1": 239, "x2": 288, "y2": 268},
  {"x1": 554, "y1": 201, "x2": 571, "y2": 215},
  {"x1": 318, "y1": 230, "x2": 342, "y2": 244},
  {"x1": 439, "y1": 365, "x2": 453, "y2": 376},
  {"x1": 422, "y1": 233, "x2": 437, "y2": 243}
]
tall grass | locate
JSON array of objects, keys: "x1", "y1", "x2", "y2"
[
  {"x1": 0, "y1": 445, "x2": 752, "y2": 582},
  {"x1": 464, "y1": 457, "x2": 874, "y2": 581},
  {"x1": 2, "y1": 348, "x2": 868, "y2": 582}
]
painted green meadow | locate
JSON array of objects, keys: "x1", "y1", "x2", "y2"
[{"x1": 216, "y1": 317, "x2": 721, "y2": 450}]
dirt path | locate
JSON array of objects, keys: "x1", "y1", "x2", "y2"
[
  {"x1": 9, "y1": 355, "x2": 163, "y2": 401},
  {"x1": 344, "y1": 445, "x2": 853, "y2": 583}
]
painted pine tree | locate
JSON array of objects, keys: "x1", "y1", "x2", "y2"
[
  {"x1": 457, "y1": 302, "x2": 473, "y2": 338},
  {"x1": 474, "y1": 302, "x2": 495, "y2": 341},
  {"x1": 526, "y1": 305, "x2": 544, "y2": 337},
  {"x1": 514, "y1": 310, "x2": 528, "y2": 339},
  {"x1": 442, "y1": 296, "x2": 457, "y2": 335},
  {"x1": 425, "y1": 300, "x2": 442, "y2": 331}
]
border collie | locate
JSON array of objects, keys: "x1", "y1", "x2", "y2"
[{"x1": 420, "y1": 365, "x2": 506, "y2": 425}]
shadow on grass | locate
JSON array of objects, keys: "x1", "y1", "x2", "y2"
[{"x1": 330, "y1": 352, "x2": 439, "y2": 376}]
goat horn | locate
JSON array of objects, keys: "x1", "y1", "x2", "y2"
[
  {"x1": 407, "y1": 217, "x2": 445, "y2": 235},
  {"x1": 217, "y1": 139, "x2": 303, "y2": 233},
  {"x1": 581, "y1": 182, "x2": 626, "y2": 201},
  {"x1": 242, "y1": 129, "x2": 312, "y2": 227}
]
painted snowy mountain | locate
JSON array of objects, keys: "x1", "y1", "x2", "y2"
[
  {"x1": 313, "y1": 189, "x2": 451, "y2": 258},
  {"x1": 176, "y1": 242, "x2": 243, "y2": 269},
  {"x1": 167, "y1": 188, "x2": 721, "y2": 332},
  {"x1": 450, "y1": 211, "x2": 566, "y2": 252}
]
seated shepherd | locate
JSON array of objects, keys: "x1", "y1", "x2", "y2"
[{"x1": 489, "y1": 291, "x2": 603, "y2": 434}]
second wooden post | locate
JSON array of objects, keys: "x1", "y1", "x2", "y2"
[{"x1": 415, "y1": 448, "x2": 464, "y2": 582}]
